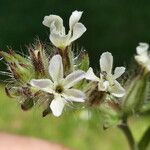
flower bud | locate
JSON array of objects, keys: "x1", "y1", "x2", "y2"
[
  {"x1": 21, "y1": 98, "x2": 34, "y2": 111},
  {"x1": 28, "y1": 41, "x2": 48, "y2": 78},
  {"x1": 100, "y1": 100, "x2": 122, "y2": 129},
  {"x1": 85, "y1": 82, "x2": 107, "y2": 107},
  {"x1": 122, "y1": 69, "x2": 149, "y2": 115},
  {"x1": 75, "y1": 50, "x2": 89, "y2": 71},
  {"x1": 42, "y1": 107, "x2": 52, "y2": 117}
]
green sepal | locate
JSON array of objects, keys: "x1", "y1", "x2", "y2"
[
  {"x1": 21, "y1": 98, "x2": 34, "y2": 111},
  {"x1": 0, "y1": 51, "x2": 16, "y2": 62},
  {"x1": 100, "y1": 100, "x2": 122, "y2": 129},
  {"x1": 123, "y1": 71, "x2": 149, "y2": 115},
  {"x1": 0, "y1": 51, "x2": 28, "y2": 64},
  {"x1": 42, "y1": 107, "x2": 52, "y2": 117},
  {"x1": 76, "y1": 50, "x2": 89, "y2": 71}
]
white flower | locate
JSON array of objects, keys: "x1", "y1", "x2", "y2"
[
  {"x1": 30, "y1": 55, "x2": 86, "y2": 117},
  {"x1": 85, "y1": 52, "x2": 126, "y2": 97},
  {"x1": 135, "y1": 42, "x2": 150, "y2": 71},
  {"x1": 42, "y1": 10, "x2": 86, "y2": 49}
]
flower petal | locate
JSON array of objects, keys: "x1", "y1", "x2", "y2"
[
  {"x1": 69, "y1": 23, "x2": 86, "y2": 43},
  {"x1": 30, "y1": 79, "x2": 53, "y2": 93},
  {"x1": 69, "y1": 10, "x2": 83, "y2": 30},
  {"x1": 42, "y1": 15, "x2": 64, "y2": 33},
  {"x1": 85, "y1": 67, "x2": 99, "y2": 81},
  {"x1": 135, "y1": 43, "x2": 150, "y2": 66},
  {"x1": 113, "y1": 67, "x2": 126, "y2": 79},
  {"x1": 136, "y1": 43, "x2": 149, "y2": 55},
  {"x1": 100, "y1": 52, "x2": 113, "y2": 74},
  {"x1": 50, "y1": 97, "x2": 65, "y2": 117},
  {"x1": 50, "y1": 31, "x2": 70, "y2": 49},
  {"x1": 135, "y1": 55, "x2": 149, "y2": 64},
  {"x1": 49, "y1": 55, "x2": 63, "y2": 82},
  {"x1": 109, "y1": 80, "x2": 125, "y2": 97},
  {"x1": 63, "y1": 89, "x2": 86, "y2": 102},
  {"x1": 64, "y1": 70, "x2": 85, "y2": 88}
]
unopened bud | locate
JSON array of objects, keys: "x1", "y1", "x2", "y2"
[{"x1": 123, "y1": 69, "x2": 149, "y2": 115}]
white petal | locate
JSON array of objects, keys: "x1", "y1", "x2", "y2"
[
  {"x1": 50, "y1": 31, "x2": 70, "y2": 49},
  {"x1": 100, "y1": 52, "x2": 113, "y2": 74},
  {"x1": 113, "y1": 67, "x2": 126, "y2": 79},
  {"x1": 49, "y1": 55, "x2": 63, "y2": 82},
  {"x1": 42, "y1": 15, "x2": 64, "y2": 33},
  {"x1": 50, "y1": 97, "x2": 65, "y2": 117},
  {"x1": 85, "y1": 67, "x2": 99, "y2": 81},
  {"x1": 64, "y1": 70, "x2": 85, "y2": 88},
  {"x1": 109, "y1": 80, "x2": 125, "y2": 97},
  {"x1": 69, "y1": 23, "x2": 86, "y2": 43},
  {"x1": 69, "y1": 10, "x2": 83, "y2": 30},
  {"x1": 63, "y1": 89, "x2": 86, "y2": 102},
  {"x1": 135, "y1": 55, "x2": 149, "y2": 64},
  {"x1": 136, "y1": 43, "x2": 149, "y2": 55},
  {"x1": 147, "y1": 62, "x2": 150, "y2": 71},
  {"x1": 30, "y1": 79, "x2": 53, "y2": 93}
]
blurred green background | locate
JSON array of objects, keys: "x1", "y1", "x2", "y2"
[
  {"x1": 1, "y1": 0, "x2": 150, "y2": 67},
  {"x1": 0, "y1": 0, "x2": 150, "y2": 150},
  {"x1": 0, "y1": 85, "x2": 150, "y2": 150}
]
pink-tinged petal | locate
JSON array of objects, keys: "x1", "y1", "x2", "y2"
[
  {"x1": 63, "y1": 88, "x2": 86, "y2": 102},
  {"x1": 50, "y1": 97, "x2": 65, "y2": 117},
  {"x1": 30, "y1": 79, "x2": 52, "y2": 88},
  {"x1": 85, "y1": 67, "x2": 99, "y2": 81},
  {"x1": 30, "y1": 79, "x2": 53, "y2": 93},
  {"x1": 64, "y1": 70, "x2": 85, "y2": 88},
  {"x1": 113, "y1": 67, "x2": 126, "y2": 79},
  {"x1": 49, "y1": 55, "x2": 63, "y2": 82},
  {"x1": 100, "y1": 52, "x2": 113, "y2": 74}
]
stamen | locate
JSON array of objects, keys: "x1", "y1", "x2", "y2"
[{"x1": 55, "y1": 85, "x2": 64, "y2": 94}]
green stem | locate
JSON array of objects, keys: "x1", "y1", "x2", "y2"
[
  {"x1": 118, "y1": 119, "x2": 137, "y2": 150},
  {"x1": 138, "y1": 126, "x2": 150, "y2": 150}
]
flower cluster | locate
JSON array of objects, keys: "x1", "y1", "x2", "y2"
[
  {"x1": 30, "y1": 55, "x2": 86, "y2": 117},
  {"x1": 0, "y1": 10, "x2": 150, "y2": 124},
  {"x1": 86, "y1": 52, "x2": 125, "y2": 97}
]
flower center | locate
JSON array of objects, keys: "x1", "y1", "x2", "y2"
[
  {"x1": 101, "y1": 71, "x2": 107, "y2": 80},
  {"x1": 55, "y1": 85, "x2": 64, "y2": 94}
]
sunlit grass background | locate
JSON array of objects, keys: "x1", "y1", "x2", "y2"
[{"x1": 0, "y1": 84, "x2": 150, "y2": 150}]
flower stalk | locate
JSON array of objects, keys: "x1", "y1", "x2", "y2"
[{"x1": 118, "y1": 119, "x2": 138, "y2": 150}]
